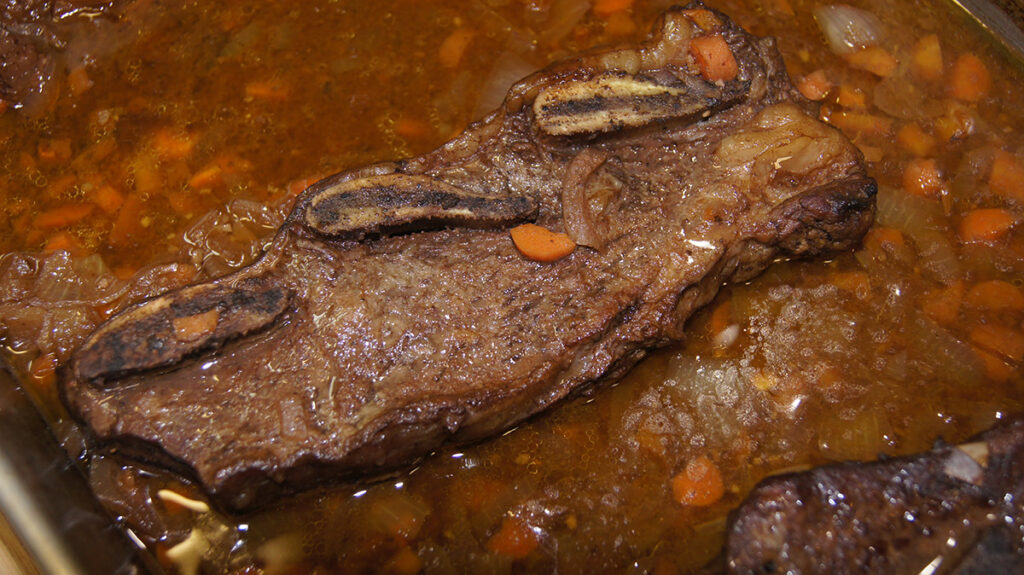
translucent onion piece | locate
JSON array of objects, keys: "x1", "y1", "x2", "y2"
[{"x1": 814, "y1": 4, "x2": 885, "y2": 55}]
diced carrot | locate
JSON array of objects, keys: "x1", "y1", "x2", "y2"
[
  {"x1": 911, "y1": 34, "x2": 944, "y2": 82},
  {"x1": 593, "y1": 0, "x2": 634, "y2": 18},
  {"x1": 44, "y1": 174, "x2": 78, "y2": 200},
  {"x1": 682, "y1": 8, "x2": 720, "y2": 31},
  {"x1": 68, "y1": 66, "x2": 94, "y2": 96},
  {"x1": 172, "y1": 309, "x2": 219, "y2": 343},
  {"x1": 44, "y1": 231, "x2": 86, "y2": 256},
  {"x1": 689, "y1": 35, "x2": 739, "y2": 83},
  {"x1": 486, "y1": 517, "x2": 539, "y2": 559},
  {"x1": 965, "y1": 280, "x2": 1024, "y2": 311},
  {"x1": 831, "y1": 270, "x2": 871, "y2": 300},
  {"x1": 902, "y1": 158, "x2": 945, "y2": 199},
  {"x1": 864, "y1": 226, "x2": 907, "y2": 252},
  {"x1": 843, "y1": 46, "x2": 898, "y2": 77},
  {"x1": 974, "y1": 347, "x2": 1015, "y2": 382},
  {"x1": 829, "y1": 111, "x2": 893, "y2": 138},
  {"x1": 950, "y1": 53, "x2": 991, "y2": 102},
  {"x1": 989, "y1": 150, "x2": 1024, "y2": 201},
  {"x1": 245, "y1": 79, "x2": 291, "y2": 102},
  {"x1": 671, "y1": 455, "x2": 725, "y2": 507},
  {"x1": 636, "y1": 428, "x2": 668, "y2": 456},
  {"x1": 109, "y1": 195, "x2": 144, "y2": 248},
  {"x1": 920, "y1": 281, "x2": 964, "y2": 326},
  {"x1": 92, "y1": 184, "x2": 125, "y2": 215},
  {"x1": 896, "y1": 123, "x2": 936, "y2": 157},
  {"x1": 394, "y1": 117, "x2": 433, "y2": 142},
  {"x1": 38, "y1": 138, "x2": 73, "y2": 165},
  {"x1": 604, "y1": 11, "x2": 637, "y2": 36},
  {"x1": 510, "y1": 223, "x2": 576, "y2": 262},
  {"x1": 383, "y1": 546, "x2": 423, "y2": 575},
  {"x1": 970, "y1": 324, "x2": 1024, "y2": 363},
  {"x1": 34, "y1": 202, "x2": 95, "y2": 230},
  {"x1": 797, "y1": 69, "x2": 831, "y2": 101},
  {"x1": 837, "y1": 85, "x2": 867, "y2": 109},
  {"x1": 167, "y1": 190, "x2": 204, "y2": 216},
  {"x1": 438, "y1": 28, "x2": 476, "y2": 69},
  {"x1": 132, "y1": 154, "x2": 162, "y2": 195},
  {"x1": 958, "y1": 208, "x2": 1017, "y2": 243},
  {"x1": 151, "y1": 128, "x2": 195, "y2": 160},
  {"x1": 188, "y1": 164, "x2": 225, "y2": 190}
]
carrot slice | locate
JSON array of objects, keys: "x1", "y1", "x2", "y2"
[
  {"x1": 486, "y1": 517, "x2": 539, "y2": 559},
  {"x1": 68, "y1": 66, "x2": 94, "y2": 96},
  {"x1": 836, "y1": 85, "x2": 867, "y2": 109},
  {"x1": 44, "y1": 231, "x2": 86, "y2": 256},
  {"x1": 188, "y1": 164, "x2": 225, "y2": 190},
  {"x1": 989, "y1": 150, "x2": 1024, "y2": 201},
  {"x1": 958, "y1": 208, "x2": 1016, "y2": 243},
  {"x1": 896, "y1": 123, "x2": 936, "y2": 157},
  {"x1": 34, "y1": 202, "x2": 96, "y2": 230},
  {"x1": 843, "y1": 46, "x2": 898, "y2": 77},
  {"x1": 672, "y1": 455, "x2": 725, "y2": 506},
  {"x1": 797, "y1": 70, "x2": 831, "y2": 101},
  {"x1": 970, "y1": 324, "x2": 1024, "y2": 363},
  {"x1": 245, "y1": 79, "x2": 290, "y2": 102},
  {"x1": 92, "y1": 184, "x2": 125, "y2": 215},
  {"x1": 109, "y1": 195, "x2": 144, "y2": 248},
  {"x1": 950, "y1": 53, "x2": 991, "y2": 102},
  {"x1": 902, "y1": 158, "x2": 945, "y2": 199},
  {"x1": 593, "y1": 0, "x2": 634, "y2": 18},
  {"x1": 690, "y1": 35, "x2": 738, "y2": 83},
  {"x1": 152, "y1": 128, "x2": 195, "y2": 160},
  {"x1": 438, "y1": 27, "x2": 476, "y2": 69},
  {"x1": 510, "y1": 223, "x2": 576, "y2": 262},
  {"x1": 920, "y1": 281, "x2": 964, "y2": 326},
  {"x1": 911, "y1": 34, "x2": 943, "y2": 82},
  {"x1": 829, "y1": 111, "x2": 893, "y2": 138},
  {"x1": 965, "y1": 280, "x2": 1024, "y2": 312},
  {"x1": 682, "y1": 8, "x2": 720, "y2": 31}
]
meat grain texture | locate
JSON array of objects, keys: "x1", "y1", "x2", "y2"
[
  {"x1": 62, "y1": 4, "x2": 876, "y2": 510},
  {"x1": 724, "y1": 416, "x2": 1024, "y2": 574}
]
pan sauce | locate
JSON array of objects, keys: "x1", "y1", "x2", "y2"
[{"x1": 1, "y1": 0, "x2": 1023, "y2": 572}]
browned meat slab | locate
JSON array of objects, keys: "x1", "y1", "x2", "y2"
[
  {"x1": 724, "y1": 416, "x2": 1024, "y2": 574},
  {"x1": 61, "y1": 4, "x2": 876, "y2": 511}
]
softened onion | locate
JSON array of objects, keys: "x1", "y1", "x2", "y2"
[{"x1": 814, "y1": 4, "x2": 885, "y2": 55}]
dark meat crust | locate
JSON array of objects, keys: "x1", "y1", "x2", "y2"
[
  {"x1": 724, "y1": 416, "x2": 1024, "y2": 574},
  {"x1": 61, "y1": 4, "x2": 877, "y2": 511},
  {"x1": 0, "y1": 0, "x2": 122, "y2": 106}
]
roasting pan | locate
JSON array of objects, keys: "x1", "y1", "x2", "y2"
[{"x1": 1, "y1": 1, "x2": 1022, "y2": 573}]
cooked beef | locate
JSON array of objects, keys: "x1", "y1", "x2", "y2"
[
  {"x1": 1, "y1": 0, "x2": 122, "y2": 109},
  {"x1": 724, "y1": 416, "x2": 1024, "y2": 574},
  {"x1": 61, "y1": 4, "x2": 876, "y2": 511}
]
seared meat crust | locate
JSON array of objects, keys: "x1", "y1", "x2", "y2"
[{"x1": 724, "y1": 416, "x2": 1024, "y2": 574}]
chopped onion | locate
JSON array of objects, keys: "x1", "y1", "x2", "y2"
[{"x1": 814, "y1": 5, "x2": 885, "y2": 55}]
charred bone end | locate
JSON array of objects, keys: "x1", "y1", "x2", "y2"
[
  {"x1": 74, "y1": 280, "x2": 292, "y2": 386},
  {"x1": 304, "y1": 174, "x2": 537, "y2": 239}
]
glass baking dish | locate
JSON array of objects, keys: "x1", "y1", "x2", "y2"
[{"x1": 0, "y1": 1, "x2": 1021, "y2": 573}]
